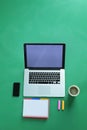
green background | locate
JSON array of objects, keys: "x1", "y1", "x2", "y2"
[{"x1": 0, "y1": 0, "x2": 87, "y2": 129}]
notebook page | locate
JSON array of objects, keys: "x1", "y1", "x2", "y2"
[{"x1": 23, "y1": 99, "x2": 49, "y2": 118}]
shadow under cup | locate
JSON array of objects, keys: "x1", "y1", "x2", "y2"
[{"x1": 68, "y1": 85, "x2": 80, "y2": 97}]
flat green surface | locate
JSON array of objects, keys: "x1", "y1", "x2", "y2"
[{"x1": 0, "y1": 0, "x2": 87, "y2": 129}]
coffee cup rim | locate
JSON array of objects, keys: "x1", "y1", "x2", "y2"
[{"x1": 68, "y1": 85, "x2": 80, "y2": 97}]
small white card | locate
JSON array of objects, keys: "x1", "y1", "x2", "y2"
[{"x1": 23, "y1": 98, "x2": 49, "y2": 119}]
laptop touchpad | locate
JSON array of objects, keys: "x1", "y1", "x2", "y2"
[{"x1": 38, "y1": 86, "x2": 50, "y2": 95}]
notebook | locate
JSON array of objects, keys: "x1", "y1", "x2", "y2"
[
  {"x1": 23, "y1": 98, "x2": 49, "y2": 119},
  {"x1": 23, "y1": 43, "x2": 66, "y2": 97}
]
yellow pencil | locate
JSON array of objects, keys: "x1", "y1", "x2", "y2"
[{"x1": 62, "y1": 100, "x2": 64, "y2": 110}]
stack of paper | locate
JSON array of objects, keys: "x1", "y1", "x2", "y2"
[{"x1": 23, "y1": 98, "x2": 49, "y2": 119}]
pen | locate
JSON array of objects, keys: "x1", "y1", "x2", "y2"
[
  {"x1": 58, "y1": 100, "x2": 61, "y2": 110},
  {"x1": 62, "y1": 100, "x2": 64, "y2": 110}
]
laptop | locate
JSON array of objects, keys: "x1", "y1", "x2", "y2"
[{"x1": 23, "y1": 43, "x2": 66, "y2": 97}]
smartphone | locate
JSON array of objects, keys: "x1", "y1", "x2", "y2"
[{"x1": 13, "y1": 82, "x2": 20, "y2": 97}]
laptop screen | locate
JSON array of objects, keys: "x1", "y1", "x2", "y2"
[{"x1": 24, "y1": 44, "x2": 65, "y2": 69}]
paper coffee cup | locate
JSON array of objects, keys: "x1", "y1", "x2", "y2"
[{"x1": 68, "y1": 85, "x2": 80, "y2": 97}]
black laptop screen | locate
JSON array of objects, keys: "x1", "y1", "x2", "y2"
[{"x1": 24, "y1": 44, "x2": 65, "y2": 69}]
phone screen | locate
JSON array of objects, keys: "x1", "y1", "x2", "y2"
[{"x1": 13, "y1": 82, "x2": 20, "y2": 97}]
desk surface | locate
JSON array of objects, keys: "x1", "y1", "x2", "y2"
[{"x1": 0, "y1": 0, "x2": 87, "y2": 130}]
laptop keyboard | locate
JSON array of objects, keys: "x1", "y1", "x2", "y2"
[{"x1": 29, "y1": 72, "x2": 60, "y2": 84}]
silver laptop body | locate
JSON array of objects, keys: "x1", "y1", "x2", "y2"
[{"x1": 23, "y1": 43, "x2": 66, "y2": 97}]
